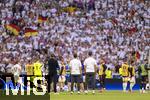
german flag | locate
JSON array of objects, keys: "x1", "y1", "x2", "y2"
[
  {"x1": 24, "y1": 28, "x2": 38, "y2": 37},
  {"x1": 38, "y1": 15, "x2": 48, "y2": 23},
  {"x1": 132, "y1": 51, "x2": 140, "y2": 61},
  {"x1": 128, "y1": 27, "x2": 137, "y2": 35},
  {"x1": 5, "y1": 24, "x2": 20, "y2": 35},
  {"x1": 135, "y1": 51, "x2": 140, "y2": 60},
  {"x1": 111, "y1": 18, "x2": 118, "y2": 25}
]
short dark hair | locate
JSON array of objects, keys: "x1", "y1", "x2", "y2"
[
  {"x1": 144, "y1": 59, "x2": 147, "y2": 61},
  {"x1": 88, "y1": 51, "x2": 92, "y2": 56},
  {"x1": 50, "y1": 53, "x2": 55, "y2": 58},
  {"x1": 123, "y1": 57, "x2": 128, "y2": 62},
  {"x1": 74, "y1": 53, "x2": 77, "y2": 58}
]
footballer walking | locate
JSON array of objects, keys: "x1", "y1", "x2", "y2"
[
  {"x1": 128, "y1": 61, "x2": 136, "y2": 92},
  {"x1": 138, "y1": 59, "x2": 149, "y2": 93},
  {"x1": 98, "y1": 59, "x2": 107, "y2": 92},
  {"x1": 121, "y1": 58, "x2": 129, "y2": 92},
  {"x1": 11, "y1": 60, "x2": 22, "y2": 85}
]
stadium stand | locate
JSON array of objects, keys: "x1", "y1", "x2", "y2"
[{"x1": 0, "y1": 0, "x2": 149, "y2": 76}]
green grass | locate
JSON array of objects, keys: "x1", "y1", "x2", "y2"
[
  {"x1": 0, "y1": 90, "x2": 50, "y2": 100},
  {"x1": 50, "y1": 91, "x2": 150, "y2": 100},
  {"x1": 1, "y1": 90, "x2": 150, "y2": 100}
]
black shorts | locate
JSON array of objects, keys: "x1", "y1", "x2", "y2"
[
  {"x1": 79, "y1": 75, "x2": 83, "y2": 83},
  {"x1": 141, "y1": 75, "x2": 148, "y2": 82},
  {"x1": 66, "y1": 76, "x2": 71, "y2": 83},
  {"x1": 71, "y1": 75, "x2": 81, "y2": 83},
  {"x1": 99, "y1": 74, "x2": 106, "y2": 82}
]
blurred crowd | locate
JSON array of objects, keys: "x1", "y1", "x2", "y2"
[{"x1": 0, "y1": 0, "x2": 149, "y2": 74}]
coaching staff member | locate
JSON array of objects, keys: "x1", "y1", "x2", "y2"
[{"x1": 47, "y1": 53, "x2": 59, "y2": 93}]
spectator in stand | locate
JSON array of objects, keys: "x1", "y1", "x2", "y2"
[{"x1": 0, "y1": 0, "x2": 149, "y2": 76}]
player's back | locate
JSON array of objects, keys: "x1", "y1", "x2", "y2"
[
  {"x1": 98, "y1": 64, "x2": 104, "y2": 76},
  {"x1": 98, "y1": 64, "x2": 107, "y2": 76},
  {"x1": 26, "y1": 63, "x2": 34, "y2": 75},
  {"x1": 121, "y1": 63, "x2": 129, "y2": 77},
  {"x1": 60, "y1": 63, "x2": 66, "y2": 76},
  {"x1": 33, "y1": 61, "x2": 42, "y2": 76},
  {"x1": 128, "y1": 66, "x2": 135, "y2": 77}
]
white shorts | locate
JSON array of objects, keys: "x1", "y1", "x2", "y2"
[
  {"x1": 129, "y1": 77, "x2": 136, "y2": 83},
  {"x1": 14, "y1": 73, "x2": 20, "y2": 82},
  {"x1": 14, "y1": 75, "x2": 22, "y2": 84},
  {"x1": 58, "y1": 76, "x2": 66, "y2": 83}
]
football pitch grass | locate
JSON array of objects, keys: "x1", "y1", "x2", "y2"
[
  {"x1": 0, "y1": 90, "x2": 50, "y2": 100},
  {"x1": 0, "y1": 90, "x2": 150, "y2": 100},
  {"x1": 51, "y1": 91, "x2": 150, "y2": 100}
]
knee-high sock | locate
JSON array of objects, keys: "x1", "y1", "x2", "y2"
[
  {"x1": 143, "y1": 83, "x2": 146, "y2": 90},
  {"x1": 140, "y1": 82, "x2": 143, "y2": 90},
  {"x1": 123, "y1": 82, "x2": 127, "y2": 91},
  {"x1": 130, "y1": 82, "x2": 135, "y2": 91},
  {"x1": 141, "y1": 82, "x2": 144, "y2": 90}
]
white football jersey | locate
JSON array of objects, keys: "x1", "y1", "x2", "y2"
[
  {"x1": 11, "y1": 64, "x2": 22, "y2": 75},
  {"x1": 84, "y1": 57, "x2": 97, "y2": 73},
  {"x1": 70, "y1": 58, "x2": 82, "y2": 75}
]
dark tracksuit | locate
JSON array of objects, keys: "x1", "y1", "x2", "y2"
[
  {"x1": 99, "y1": 64, "x2": 107, "y2": 89},
  {"x1": 138, "y1": 64, "x2": 149, "y2": 90},
  {"x1": 47, "y1": 57, "x2": 59, "y2": 93}
]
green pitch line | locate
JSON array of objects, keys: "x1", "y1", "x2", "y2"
[{"x1": 50, "y1": 91, "x2": 150, "y2": 100}]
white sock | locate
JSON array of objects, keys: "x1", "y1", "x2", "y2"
[
  {"x1": 123, "y1": 83, "x2": 127, "y2": 91},
  {"x1": 130, "y1": 83, "x2": 135, "y2": 91}
]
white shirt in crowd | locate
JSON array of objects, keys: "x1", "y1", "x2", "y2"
[
  {"x1": 6, "y1": 63, "x2": 14, "y2": 73},
  {"x1": 84, "y1": 57, "x2": 97, "y2": 73},
  {"x1": 70, "y1": 58, "x2": 82, "y2": 75},
  {"x1": 11, "y1": 64, "x2": 22, "y2": 76}
]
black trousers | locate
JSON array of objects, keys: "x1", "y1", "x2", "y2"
[
  {"x1": 47, "y1": 73, "x2": 58, "y2": 93},
  {"x1": 84, "y1": 72, "x2": 95, "y2": 90},
  {"x1": 99, "y1": 74, "x2": 106, "y2": 89},
  {"x1": 140, "y1": 75, "x2": 148, "y2": 90}
]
